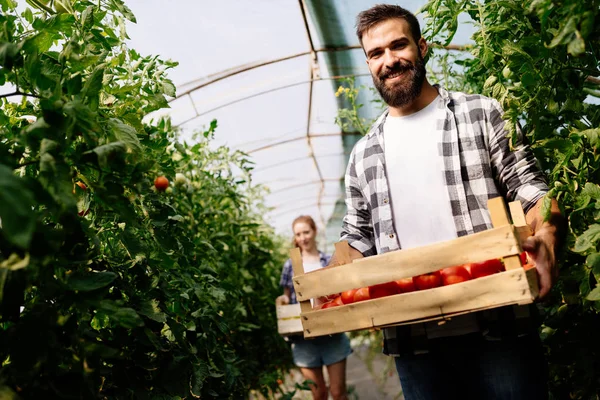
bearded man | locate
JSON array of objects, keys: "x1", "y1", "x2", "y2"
[{"x1": 328, "y1": 4, "x2": 565, "y2": 400}]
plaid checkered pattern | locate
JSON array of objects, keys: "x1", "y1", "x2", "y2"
[
  {"x1": 341, "y1": 85, "x2": 549, "y2": 356},
  {"x1": 280, "y1": 251, "x2": 330, "y2": 304},
  {"x1": 341, "y1": 85, "x2": 548, "y2": 256}
]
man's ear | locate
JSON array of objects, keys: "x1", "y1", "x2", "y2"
[{"x1": 418, "y1": 37, "x2": 428, "y2": 59}]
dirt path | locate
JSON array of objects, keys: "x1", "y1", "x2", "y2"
[{"x1": 269, "y1": 339, "x2": 404, "y2": 400}]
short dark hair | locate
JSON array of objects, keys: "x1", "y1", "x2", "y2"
[{"x1": 356, "y1": 4, "x2": 422, "y2": 46}]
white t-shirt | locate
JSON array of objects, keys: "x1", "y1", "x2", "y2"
[
  {"x1": 303, "y1": 260, "x2": 322, "y2": 307},
  {"x1": 383, "y1": 95, "x2": 478, "y2": 338},
  {"x1": 383, "y1": 95, "x2": 457, "y2": 248}
]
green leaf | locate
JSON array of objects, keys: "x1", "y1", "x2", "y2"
[
  {"x1": 548, "y1": 17, "x2": 577, "y2": 48},
  {"x1": 573, "y1": 224, "x2": 600, "y2": 254},
  {"x1": 88, "y1": 141, "x2": 127, "y2": 168},
  {"x1": 541, "y1": 194, "x2": 552, "y2": 222},
  {"x1": 162, "y1": 81, "x2": 176, "y2": 97},
  {"x1": 191, "y1": 362, "x2": 210, "y2": 395},
  {"x1": 139, "y1": 299, "x2": 167, "y2": 323},
  {"x1": 107, "y1": 119, "x2": 142, "y2": 153},
  {"x1": 587, "y1": 286, "x2": 600, "y2": 301},
  {"x1": 0, "y1": 164, "x2": 36, "y2": 249},
  {"x1": 82, "y1": 64, "x2": 105, "y2": 108},
  {"x1": 67, "y1": 271, "x2": 117, "y2": 291},
  {"x1": 111, "y1": 307, "x2": 144, "y2": 328},
  {"x1": 586, "y1": 253, "x2": 600, "y2": 283},
  {"x1": 582, "y1": 183, "x2": 600, "y2": 200},
  {"x1": 567, "y1": 36, "x2": 585, "y2": 57},
  {"x1": 0, "y1": 41, "x2": 23, "y2": 69},
  {"x1": 484, "y1": 75, "x2": 497, "y2": 89}
]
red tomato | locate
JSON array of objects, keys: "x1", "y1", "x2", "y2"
[
  {"x1": 523, "y1": 263, "x2": 535, "y2": 271},
  {"x1": 440, "y1": 266, "x2": 471, "y2": 286},
  {"x1": 333, "y1": 296, "x2": 344, "y2": 306},
  {"x1": 466, "y1": 259, "x2": 504, "y2": 279},
  {"x1": 353, "y1": 287, "x2": 370, "y2": 302},
  {"x1": 413, "y1": 271, "x2": 442, "y2": 290},
  {"x1": 75, "y1": 181, "x2": 87, "y2": 191},
  {"x1": 154, "y1": 176, "x2": 169, "y2": 192},
  {"x1": 395, "y1": 277, "x2": 416, "y2": 293},
  {"x1": 369, "y1": 282, "x2": 397, "y2": 299},
  {"x1": 341, "y1": 289, "x2": 358, "y2": 304},
  {"x1": 519, "y1": 252, "x2": 528, "y2": 265}
]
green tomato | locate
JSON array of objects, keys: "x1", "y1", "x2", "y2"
[
  {"x1": 175, "y1": 173, "x2": 188, "y2": 187},
  {"x1": 502, "y1": 66, "x2": 513, "y2": 79}
]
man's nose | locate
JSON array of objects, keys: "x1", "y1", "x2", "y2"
[{"x1": 383, "y1": 48, "x2": 398, "y2": 67}]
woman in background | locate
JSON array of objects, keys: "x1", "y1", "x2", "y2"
[{"x1": 276, "y1": 215, "x2": 352, "y2": 400}]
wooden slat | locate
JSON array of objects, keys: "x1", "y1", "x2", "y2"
[
  {"x1": 488, "y1": 198, "x2": 522, "y2": 271},
  {"x1": 294, "y1": 225, "x2": 520, "y2": 301},
  {"x1": 524, "y1": 265, "x2": 540, "y2": 300},
  {"x1": 516, "y1": 225, "x2": 533, "y2": 244},
  {"x1": 276, "y1": 303, "x2": 301, "y2": 319},
  {"x1": 276, "y1": 304, "x2": 303, "y2": 335},
  {"x1": 509, "y1": 201, "x2": 528, "y2": 227},
  {"x1": 301, "y1": 268, "x2": 535, "y2": 337},
  {"x1": 290, "y1": 248, "x2": 312, "y2": 314}
]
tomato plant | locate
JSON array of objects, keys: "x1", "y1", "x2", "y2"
[
  {"x1": 421, "y1": 0, "x2": 600, "y2": 396},
  {"x1": 0, "y1": 1, "x2": 292, "y2": 398}
]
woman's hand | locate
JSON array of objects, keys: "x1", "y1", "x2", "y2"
[{"x1": 275, "y1": 294, "x2": 290, "y2": 306}]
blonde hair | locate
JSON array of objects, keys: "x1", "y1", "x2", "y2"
[{"x1": 291, "y1": 215, "x2": 317, "y2": 248}]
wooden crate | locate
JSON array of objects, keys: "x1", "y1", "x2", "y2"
[
  {"x1": 291, "y1": 198, "x2": 538, "y2": 338},
  {"x1": 276, "y1": 303, "x2": 304, "y2": 336}
]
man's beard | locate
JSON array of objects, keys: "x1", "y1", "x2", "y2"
[{"x1": 372, "y1": 55, "x2": 426, "y2": 108}]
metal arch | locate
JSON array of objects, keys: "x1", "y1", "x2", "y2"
[
  {"x1": 245, "y1": 131, "x2": 361, "y2": 154},
  {"x1": 268, "y1": 201, "x2": 338, "y2": 220},
  {"x1": 268, "y1": 178, "x2": 340, "y2": 195},
  {"x1": 171, "y1": 44, "x2": 469, "y2": 102},
  {"x1": 297, "y1": 0, "x2": 327, "y2": 230},
  {"x1": 174, "y1": 73, "x2": 371, "y2": 128}
]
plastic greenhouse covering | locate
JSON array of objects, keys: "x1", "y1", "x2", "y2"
[{"x1": 125, "y1": 0, "x2": 475, "y2": 252}]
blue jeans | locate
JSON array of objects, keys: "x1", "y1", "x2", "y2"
[{"x1": 394, "y1": 333, "x2": 548, "y2": 400}]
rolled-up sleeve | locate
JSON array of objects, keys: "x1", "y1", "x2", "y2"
[
  {"x1": 340, "y1": 149, "x2": 377, "y2": 256},
  {"x1": 488, "y1": 99, "x2": 548, "y2": 214},
  {"x1": 279, "y1": 259, "x2": 293, "y2": 289}
]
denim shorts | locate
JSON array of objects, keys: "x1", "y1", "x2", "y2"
[{"x1": 290, "y1": 333, "x2": 352, "y2": 368}]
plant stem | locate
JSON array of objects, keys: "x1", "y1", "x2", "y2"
[{"x1": 0, "y1": 91, "x2": 40, "y2": 99}]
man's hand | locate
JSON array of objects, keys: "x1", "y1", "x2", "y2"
[
  {"x1": 275, "y1": 294, "x2": 290, "y2": 306},
  {"x1": 522, "y1": 227, "x2": 557, "y2": 299},
  {"x1": 524, "y1": 197, "x2": 566, "y2": 299},
  {"x1": 326, "y1": 244, "x2": 365, "y2": 268}
]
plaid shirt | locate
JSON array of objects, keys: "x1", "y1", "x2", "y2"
[
  {"x1": 280, "y1": 251, "x2": 331, "y2": 304},
  {"x1": 341, "y1": 86, "x2": 548, "y2": 355}
]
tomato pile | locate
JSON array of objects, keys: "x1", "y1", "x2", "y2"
[{"x1": 316, "y1": 252, "x2": 533, "y2": 309}]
